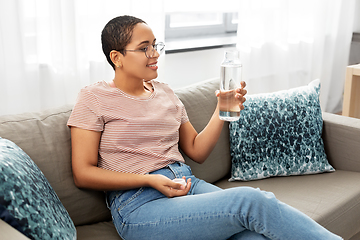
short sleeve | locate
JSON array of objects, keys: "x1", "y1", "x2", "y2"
[
  {"x1": 179, "y1": 100, "x2": 189, "y2": 125},
  {"x1": 67, "y1": 88, "x2": 104, "y2": 132},
  {"x1": 158, "y1": 82, "x2": 190, "y2": 126}
]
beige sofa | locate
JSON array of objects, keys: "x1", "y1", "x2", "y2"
[{"x1": 1, "y1": 78, "x2": 360, "y2": 240}]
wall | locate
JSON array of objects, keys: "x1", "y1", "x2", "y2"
[
  {"x1": 158, "y1": 46, "x2": 236, "y2": 89},
  {"x1": 349, "y1": 1, "x2": 360, "y2": 65},
  {"x1": 159, "y1": 4, "x2": 360, "y2": 90},
  {"x1": 354, "y1": 0, "x2": 360, "y2": 32}
]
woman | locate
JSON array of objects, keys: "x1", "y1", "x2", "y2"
[{"x1": 67, "y1": 15, "x2": 342, "y2": 240}]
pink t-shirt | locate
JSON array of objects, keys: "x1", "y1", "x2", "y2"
[{"x1": 67, "y1": 80, "x2": 189, "y2": 175}]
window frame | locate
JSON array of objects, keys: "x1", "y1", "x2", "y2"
[{"x1": 165, "y1": 12, "x2": 238, "y2": 40}]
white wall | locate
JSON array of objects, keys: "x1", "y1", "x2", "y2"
[
  {"x1": 159, "y1": 4, "x2": 360, "y2": 90},
  {"x1": 354, "y1": 0, "x2": 360, "y2": 32},
  {"x1": 158, "y1": 46, "x2": 236, "y2": 89},
  {"x1": 349, "y1": 2, "x2": 360, "y2": 65}
]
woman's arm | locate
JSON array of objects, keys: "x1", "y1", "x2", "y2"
[
  {"x1": 178, "y1": 82, "x2": 247, "y2": 164},
  {"x1": 70, "y1": 127, "x2": 191, "y2": 197}
]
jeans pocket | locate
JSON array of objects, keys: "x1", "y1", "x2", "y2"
[
  {"x1": 184, "y1": 163, "x2": 193, "y2": 175},
  {"x1": 117, "y1": 187, "x2": 145, "y2": 212},
  {"x1": 179, "y1": 162, "x2": 193, "y2": 176}
]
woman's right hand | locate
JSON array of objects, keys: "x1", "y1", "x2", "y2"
[{"x1": 148, "y1": 175, "x2": 191, "y2": 198}]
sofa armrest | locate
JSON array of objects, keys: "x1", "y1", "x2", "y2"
[
  {"x1": 322, "y1": 112, "x2": 360, "y2": 172},
  {"x1": 0, "y1": 219, "x2": 30, "y2": 240}
]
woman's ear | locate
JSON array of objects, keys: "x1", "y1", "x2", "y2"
[{"x1": 110, "y1": 50, "x2": 122, "y2": 68}]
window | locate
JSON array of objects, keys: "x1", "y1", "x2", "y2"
[{"x1": 165, "y1": 12, "x2": 238, "y2": 40}]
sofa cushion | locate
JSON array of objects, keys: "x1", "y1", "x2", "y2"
[
  {"x1": 322, "y1": 112, "x2": 360, "y2": 173},
  {"x1": 0, "y1": 205, "x2": 25, "y2": 236},
  {"x1": 215, "y1": 170, "x2": 360, "y2": 240},
  {"x1": 175, "y1": 78, "x2": 232, "y2": 183},
  {"x1": 0, "y1": 137, "x2": 76, "y2": 239},
  {"x1": 0, "y1": 106, "x2": 111, "y2": 226},
  {"x1": 0, "y1": 219, "x2": 32, "y2": 240},
  {"x1": 229, "y1": 79, "x2": 334, "y2": 181},
  {"x1": 76, "y1": 221, "x2": 121, "y2": 240}
]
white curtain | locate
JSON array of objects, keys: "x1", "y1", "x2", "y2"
[
  {"x1": 236, "y1": 0, "x2": 356, "y2": 113},
  {"x1": 1, "y1": 0, "x2": 355, "y2": 116},
  {"x1": 0, "y1": 0, "x2": 165, "y2": 116}
]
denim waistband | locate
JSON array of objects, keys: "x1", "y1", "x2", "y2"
[{"x1": 151, "y1": 161, "x2": 191, "y2": 179}]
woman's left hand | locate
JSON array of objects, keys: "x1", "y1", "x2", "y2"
[{"x1": 216, "y1": 81, "x2": 247, "y2": 110}]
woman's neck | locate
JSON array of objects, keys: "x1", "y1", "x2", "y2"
[{"x1": 112, "y1": 76, "x2": 153, "y2": 97}]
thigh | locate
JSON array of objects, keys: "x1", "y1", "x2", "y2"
[
  {"x1": 229, "y1": 230, "x2": 271, "y2": 240},
  {"x1": 120, "y1": 187, "x2": 258, "y2": 240},
  {"x1": 189, "y1": 178, "x2": 222, "y2": 195}
]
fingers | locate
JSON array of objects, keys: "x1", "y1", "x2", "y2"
[
  {"x1": 167, "y1": 177, "x2": 192, "y2": 198},
  {"x1": 171, "y1": 177, "x2": 191, "y2": 190},
  {"x1": 170, "y1": 181, "x2": 185, "y2": 190},
  {"x1": 235, "y1": 89, "x2": 247, "y2": 110},
  {"x1": 215, "y1": 81, "x2": 247, "y2": 110},
  {"x1": 235, "y1": 93, "x2": 246, "y2": 102},
  {"x1": 235, "y1": 87, "x2": 247, "y2": 96},
  {"x1": 215, "y1": 89, "x2": 247, "y2": 99},
  {"x1": 240, "y1": 81, "x2": 246, "y2": 88},
  {"x1": 236, "y1": 81, "x2": 247, "y2": 110},
  {"x1": 215, "y1": 90, "x2": 220, "y2": 97}
]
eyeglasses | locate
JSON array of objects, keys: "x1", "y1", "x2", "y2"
[{"x1": 121, "y1": 42, "x2": 165, "y2": 59}]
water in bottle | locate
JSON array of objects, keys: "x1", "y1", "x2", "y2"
[{"x1": 219, "y1": 51, "x2": 242, "y2": 121}]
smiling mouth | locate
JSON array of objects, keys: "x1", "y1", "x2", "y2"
[{"x1": 146, "y1": 62, "x2": 158, "y2": 70}]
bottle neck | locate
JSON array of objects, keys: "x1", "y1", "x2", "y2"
[{"x1": 222, "y1": 50, "x2": 241, "y2": 66}]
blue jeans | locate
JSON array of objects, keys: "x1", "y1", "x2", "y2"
[{"x1": 107, "y1": 162, "x2": 341, "y2": 240}]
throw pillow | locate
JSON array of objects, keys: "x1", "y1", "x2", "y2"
[
  {"x1": 229, "y1": 79, "x2": 335, "y2": 181},
  {"x1": 0, "y1": 137, "x2": 76, "y2": 239}
]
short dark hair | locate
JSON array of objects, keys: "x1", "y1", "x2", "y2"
[{"x1": 101, "y1": 15, "x2": 146, "y2": 70}]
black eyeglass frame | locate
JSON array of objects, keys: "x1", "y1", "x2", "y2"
[{"x1": 119, "y1": 42, "x2": 165, "y2": 59}]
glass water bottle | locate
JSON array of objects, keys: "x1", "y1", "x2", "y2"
[{"x1": 219, "y1": 50, "x2": 242, "y2": 121}]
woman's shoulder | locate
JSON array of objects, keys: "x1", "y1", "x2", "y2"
[
  {"x1": 152, "y1": 80, "x2": 174, "y2": 93},
  {"x1": 78, "y1": 81, "x2": 114, "y2": 97},
  {"x1": 152, "y1": 80, "x2": 185, "y2": 105},
  {"x1": 81, "y1": 81, "x2": 110, "y2": 92},
  {"x1": 74, "y1": 81, "x2": 115, "y2": 104}
]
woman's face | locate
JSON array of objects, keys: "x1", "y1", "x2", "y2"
[{"x1": 120, "y1": 23, "x2": 160, "y2": 82}]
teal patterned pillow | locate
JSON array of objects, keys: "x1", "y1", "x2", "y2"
[
  {"x1": 229, "y1": 79, "x2": 335, "y2": 181},
  {"x1": 0, "y1": 137, "x2": 76, "y2": 239}
]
